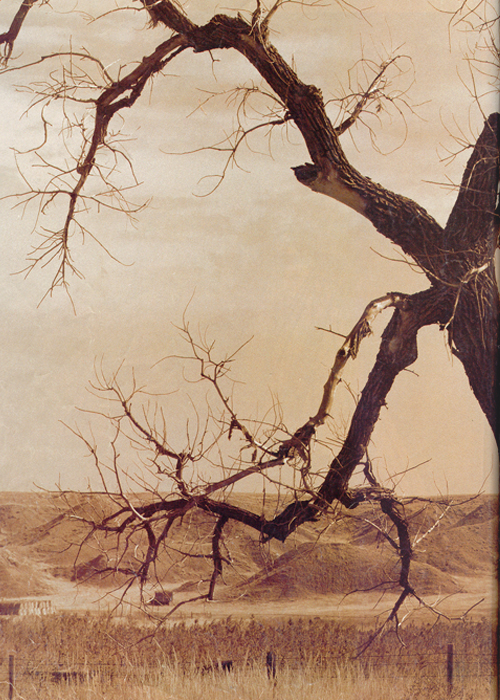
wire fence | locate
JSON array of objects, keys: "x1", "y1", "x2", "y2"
[
  {"x1": 1, "y1": 644, "x2": 496, "y2": 695},
  {"x1": 0, "y1": 613, "x2": 496, "y2": 698}
]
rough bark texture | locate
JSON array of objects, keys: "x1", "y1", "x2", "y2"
[
  {"x1": 0, "y1": 0, "x2": 39, "y2": 60},
  {"x1": 443, "y1": 113, "x2": 499, "y2": 433},
  {"x1": 133, "y1": 2, "x2": 498, "y2": 439}
]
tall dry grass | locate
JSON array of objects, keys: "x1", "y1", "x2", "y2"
[
  {"x1": 0, "y1": 613, "x2": 496, "y2": 699},
  {"x1": 6, "y1": 659, "x2": 495, "y2": 700}
]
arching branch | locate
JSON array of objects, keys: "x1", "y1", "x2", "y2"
[{"x1": 137, "y1": 2, "x2": 446, "y2": 279}]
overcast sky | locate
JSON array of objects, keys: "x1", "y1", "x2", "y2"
[{"x1": 0, "y1": 0, "x2": 497, "y2": 495}]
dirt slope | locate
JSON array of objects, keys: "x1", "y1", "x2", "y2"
[{"x1": 0, "y1": 492, "x2": 496, "y2": 603}]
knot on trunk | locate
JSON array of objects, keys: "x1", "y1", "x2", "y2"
[
  {"x1": 292, "y1": 163, "x2": 319, "y2": 186},
  {"x1": 192, "y1": 15, "x2": 250, "y2": 52}
]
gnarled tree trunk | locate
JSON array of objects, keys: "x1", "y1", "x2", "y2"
[{"x1": 136, "y1": 3, "x2": 499, "y2": 454}]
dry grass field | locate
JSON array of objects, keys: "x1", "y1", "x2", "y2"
[
  {"x1": 0, "y1": 614, "x2": 496, "y2": 699},
  {"x1": 0, "y1": 492, "x2": 497, "y2": 698}
]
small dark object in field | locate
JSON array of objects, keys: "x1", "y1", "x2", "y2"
[
  {"x1": 51, "y1": 670, "x2": 87, "y2": 683},
  {"x1": 146, "y1": 590, "x2": 172, "y2": 606},
  {"x1": 202, "y1": 660, "x2": 233, "y2": 674},
  {"x1": 0, "y1": 602, "x2": 21, "y2": 615}
]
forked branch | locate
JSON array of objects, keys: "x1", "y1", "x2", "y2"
[
  {"x1": 0, "y1": 0, "x2": 40, "y2": 63},
  {"x1": 58, "y1": 287, "x2": 454, "y2": 626}
]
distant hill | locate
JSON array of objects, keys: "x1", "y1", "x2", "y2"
[{"x1": 0, "y1": 491, "x2": 497, "y2": 602}]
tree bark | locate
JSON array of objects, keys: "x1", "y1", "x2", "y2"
[
  {"x1": 136, "y1": 2, "x2": 498, "y2": 439},
  {"x1": 442, "y1": 113, "x2": 499, "y2": 436},
  {"x1": 262, "y1": 287, "x2": 455, "y2": 542},
  {"x1": 2, "y1": 0, "x2": 498, "y2": 602}
]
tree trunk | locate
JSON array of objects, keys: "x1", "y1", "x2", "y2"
[{"x1": 138, "y1": 3, "x2": 499, "y2": 442}]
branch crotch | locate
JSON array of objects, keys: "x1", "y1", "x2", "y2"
[
  {"x1": 317, "y1": 291, "x2": 443, "y2": 509},
  {"x1": 383, "y1": 305, "x2": 419, "y2": 371}
]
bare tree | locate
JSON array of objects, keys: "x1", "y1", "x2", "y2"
[{"x1": 0, "y1": 0, "x2": 497, "y2": 625}]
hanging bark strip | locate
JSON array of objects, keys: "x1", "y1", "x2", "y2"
[
  {"x1": 208, "y1": 515, "x2": 229, "y2": 600},
  {"x1": 278, "y1": 293, "x2": 408, "y2": 461}
]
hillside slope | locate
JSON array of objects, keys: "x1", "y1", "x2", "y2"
[{"x1": 0, "y1": 492, "x2": 496, "y2": 602}]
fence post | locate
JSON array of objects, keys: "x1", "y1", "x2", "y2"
[
  {"x1": 266, "y1": 651, "x2": 277, "y2": 680},
  {"x1": 8, "y1": 654, "x2": 14, "y2": 700},
  {"x1": 447, "y1": 643, "x2": 453, "y2": 693}
]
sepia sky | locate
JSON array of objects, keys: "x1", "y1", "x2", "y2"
[{"x1": 0, "y1": 0, "x2": 497, "y2": 495}]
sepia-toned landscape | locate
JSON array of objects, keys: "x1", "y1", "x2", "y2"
[
  {"x1": 0, "y1": 491, "x2": 497, "y2": 698},
  {"x1": 0, "y1": 0, "x2": 498, "y2": 698}
]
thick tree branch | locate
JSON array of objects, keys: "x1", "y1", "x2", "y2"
[
  {"x1": 277, "y1": 293, "x2": 407, "y2": 461},
  {"x1": 262, "y1": 286, "x2": 454, "y2": 541},
  {"x1": 207, "y1": 514, "x2": 229, "y2": 600},
  {"x1": 138, "y1": 2, "x2": 447, "y2": 280},
  {"x1": 71, "y1": 289, "x2": 449, "y2": 550},
  {"x1": 445, "y1": 112, "x2": 499, "y2": 253},
  {"x1": 0, "y1": 0, "x2": 39, "y2": 63},
  {"x1": 380, "y1": 497, "x2": 413, "y2": 590}
]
